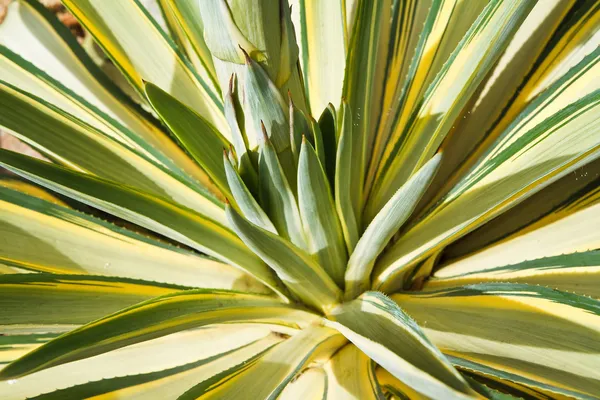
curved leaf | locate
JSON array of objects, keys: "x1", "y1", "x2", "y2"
[
  {"x1": 179, "y1": 326, "x2": 344, "y2": 399},
  {"x1": 144, "y1": 82, "x2": 232, "y2": 197},
  {"x1": 0, "y1": 325, "x2": 280, "y2": 399},
  {"x1": 324, "y1": 344, "x2": 385, "y2": 400},
  {"x1": 0, "y1": 150, "x2": 287, "y2": 297},
  {"x1": 0, "y1": 185, "x2": 265, "y2": 291},
  {"x1": 344, "y1": 153, "x2": 440, "y2": 299},
  {"x1": 326, "y1": 291, "x2": 476, "y2": 399},
  {"x1": 393, "y1": 283, "x2": 600, "y2": 398},
  {"x1": 0, "y1": 289, "x2": 317, "y2": 380},
  {"x1": 0, "y1": 274, "x2": 184, "y2": 326},
  {"x1": 61, "y1": 0, "x2": 227, "y2": 134}
]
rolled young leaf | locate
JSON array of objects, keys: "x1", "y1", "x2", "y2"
[
  {"x1": 345, "y1": 153, "x2": 441, "y2": 298},
  {"x1": 298, "y1": 137, "x2": 347, "y2": 287},
  {"x1": 258, "y1": 134, "x2": 306, "y2": 249}
]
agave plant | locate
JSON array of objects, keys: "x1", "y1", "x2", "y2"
[{"x1": 0, "y1": 0, "x2": 599, "y2": 398}]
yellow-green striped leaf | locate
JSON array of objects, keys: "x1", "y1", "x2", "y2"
[
  {"x1": 0, "y1": 185, "x2": 265, "y2": 291},
  {"x1": 0, "y1": 0, "x2": 217, "y2": 194},
  {"x1": 280, "y1": 367, "x2": 327, "y2": 400},
  {"x1": 344, "y1": 154, "x2": 441, "y2": 299},
  {"x1": 179, "y1": 326, "x2": 344, "y2": 400},
  {"x1": 61, "y1": 0, "x2": 227, "y2": 134},
  {"x1": 392, "y1": 283, "x2": 600, "y2": 398},
  {"x1": 0, "y1": 150, "x2": 286, "y2": 297},
  {"x1": 1, "y1": 325, "x2": 281, "y2": 399},
  {"x1": 326, "y1": 291, "x2": 476, "y2": 399},
  {"x1": 144, "y1": 82, "x2": 232, "y2": 197},
  {"x1": 335, "y1": 102, "x2": 359, "y2": 253},
  {"x1": 0, "y1": 274, "x2": 184, "y2": 326},
  {"x1": 431, "y1": 185, "x2": 600, "y2": 297},
  {"x1": 430, "y1": 250, "x2": 600, "y2": 299},
  {"x1": 290, "y1": 0, "x2": 346, "y2": 115},
  {"x1": 376, "y1": 48, "x2": 600, "y2": 292},
  {"x1": 423, "y1": 0, "x2": 576, "y2": 208},
  {"x1": 324, "y1": 344, "x2": 385, "y2": 399},
  {"x1": 156, "y1": 0, "x2": 219, "y2": 90},
  {"x1": 0, "y1": 79, "x2": 224, "y2": 219},
  {"x1": 368, "y1": 0, "x2": 535, "y2": 219},
  {"x1": 0, "y1": 290, "x2": 317, "y2": 380}
]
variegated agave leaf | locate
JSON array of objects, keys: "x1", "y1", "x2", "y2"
[{"x1": 0, "y1": 0, "x2": 599, "y2": 398}]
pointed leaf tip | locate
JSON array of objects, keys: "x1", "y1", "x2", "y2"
[{"x1": 239, "y1": 45, "x2": 251, "y2": 63}]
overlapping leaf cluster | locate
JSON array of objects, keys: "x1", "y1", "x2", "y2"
[{"x1": 0, "y1": 0, "x2": 599, "y2": 398}]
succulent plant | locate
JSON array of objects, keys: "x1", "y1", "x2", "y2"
[{"x1": 0, "y1": 0, "x2": 599, "y2": 398}]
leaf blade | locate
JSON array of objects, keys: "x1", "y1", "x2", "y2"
[
  {"x1": 298, "y1": 138, "x2": 348, "y2": 287},
  {"x1": 0, "y1": 289, "x2": 317, "y2": 380},
  {"x1": 226, "y1": 204, "x2": 341, "y2": 313},
  {"x1": 326, "y1": 291, "x2": 476, "y2": 399}
]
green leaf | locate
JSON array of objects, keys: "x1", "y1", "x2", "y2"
[
  {"x1": 0, "y1": 0, "x2": 215, "y2": 193},
  {"x1": 335, "y1": 102, "x2": 359, "y2": 253},
  {"x1": 241, "y1": 52, "x2": 289, "y2": 152},
  {"x1": 0, "y1": 274, "x2": 185, "y2": 326},
  {"x1": 0, "y1": 185, "x2": 266, "y2": 292},
  {"x1": 0, "y1": 150, "x2": 287, "y2": 297},
  {"x1": 226, "y1": 204, "x2": 342, "y2": 313},
  {"x1": 144, "y1": 82, "x2": 232, "y2": 197},
  {"x1": 289, "y1": 97, "x2": 312, "y2": 165},
  {"x1": 0, "y1": 289, "x2": 317, "y2": 380},
  {"x1": 290, "y1": 0, "x2": 346, "y2": 115},
  {"x1": 61, "y1": 0, "x2": 227, "y2": 134},
  {"x1": 223, "y1": 75, "x2": 259, "y2": 190},
  {"x1": 345, "y1": 154, "x2": 441, "y2": 299},
  {"x1": 1, "y1": 325, "x2": 282, "y2": 399},
  {"x1": 298, "y1": 138, "x2": 348, "y2": 287},
  {"x1": 392, "y1": 283, "x2": 600, "y2": 398},
  {"x1": 224, "y1": 152, "x2": 277, "y2": 235},
  {"x1": 179, "y1": 326, "x2": 344, "y2": 399},
  {"x1": 196, "y1": 0, "x2": 263, "y2": 64},
  {"x1": 376, "y1": 48, "x2": 600, "y2": 292},
  {"x1": 258, "y1": 136, "x2": 306, "y2": 248},
  {"x1": 310, "y1": 116, "x2": 327, "y2": 168},
  {"x1": 326, "y1": 291, "x2": 476, "y2": 399},
  {"x1": 318, "y1": 103, "x2": 338, "y2": 186},
  {"x1": 0, "y1": 79, "x2": 223, "y2": 218},
  {"x1": 156, "y1": 0, "x2": 219, "y2": 88},
  {"x1": 276, "y1": 2, "x2": 300, "y2": 88},
  {"x1": 368, "y1": 0, "x2": 535, "y2": 219}
]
